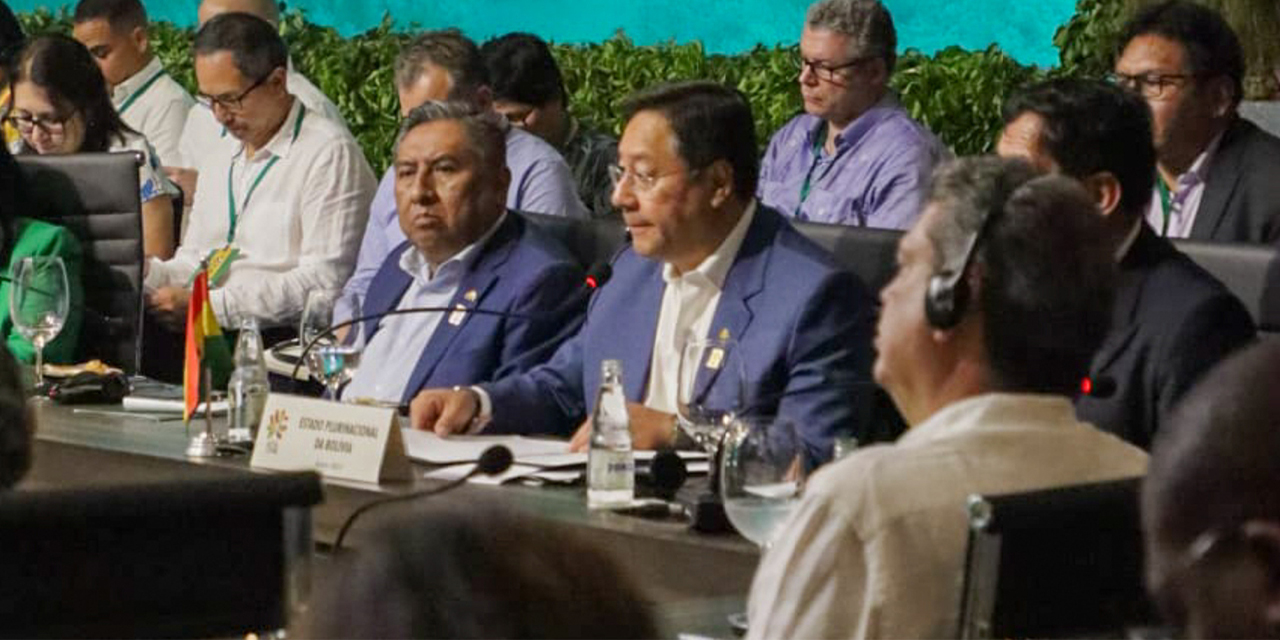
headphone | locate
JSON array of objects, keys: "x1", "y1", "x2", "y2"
[{"x1": 924, "y1": 189, "x2": 1010, "y2": 330}]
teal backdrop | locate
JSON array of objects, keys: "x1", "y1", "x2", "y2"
[{"x1": 7, "y1": 0, "x2": 1076, "y2": 66}]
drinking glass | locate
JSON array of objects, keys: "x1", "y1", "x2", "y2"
[
  {"x1": 720, "y1": 416, "x2": 810, "y2": 548},
  {"x1": 676, "y1": 337, "x2": 745, "y2": 454},
  {"x1": 300, "y1": 290, "x2": 364, "y2": 400},
  {"x1": 9, "y1": 256, "x2": 69, "y2": 392}
]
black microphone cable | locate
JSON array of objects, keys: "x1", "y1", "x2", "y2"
[{"x1": 331, "y1": 444, "x2": 514, "y2": 551}]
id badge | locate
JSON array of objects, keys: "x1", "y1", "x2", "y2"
[{"x1": 188, "y1": 246, "x2": 241, "y2": 287}]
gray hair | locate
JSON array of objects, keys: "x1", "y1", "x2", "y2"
[
  {"x1": 394, "y1": 100, "x2": 507, "y2": 172},
  {"x1": 805, "y1": 0, "x2": 898, "y2": 72},
  {"x1": 394, "y1": 29, "x2": 488, "y2": 99}
]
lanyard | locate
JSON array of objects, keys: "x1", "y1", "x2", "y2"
[
  {"x1": 224, "y1": 106, "x2": 306, "y2": 243},
  {"x1": 117, "y1": 68, "x2": 167, "y2": 116},
  {"x1": 1155, "y1": 176, "x2": 1173, "y2": 236},
  {"x1": 797, "y1": 123, "x2": 829, "y2": 215}
]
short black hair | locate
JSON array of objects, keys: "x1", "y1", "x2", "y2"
[
  {"x1": 481, "y1": 32, "x2": 565, "y2": 108},
  {"x1": 192, "y1": 12, "x2": 287, "y2": 82},
  {"x1": 72, "y1": 0, "x2": 147, "y2": 32},
  {"x1": 395, "y1": 29, "x2": 488, "y2": 98},
  {"x1": 622, "y1": 80, "x2": 758, "y2": 200},
  {"x1": 1003, "y1": 78, "x2": 1155, "y2": 218},
  {"x1": 1117, "y1": 0, "x2": 1245, "y2": 107},
  {"x1": 14, "y1": 35, "x2": 133, "y2": 152},
  {"x1": 927, "y1": 156, "x2": 1117, "y2": 395}
]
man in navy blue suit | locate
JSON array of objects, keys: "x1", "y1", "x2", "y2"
[
  {"x1": 340, "y1": 100, "x2": 585, "y2": 406},
  {"x1": 410, "y1": 81, "x2": 876, "y2": 457}
]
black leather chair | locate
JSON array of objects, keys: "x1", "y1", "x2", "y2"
[
  {"x1": 957, "y1": 477, "x2": 1157, "y2": 639},
  {"x1": 793, "y1": 221, "x2": 902, "y2": 295},
  {"x1": 523, "y1": 211, "x2": 628, "y2": 269},
  {"x1": 16, "y1": 152, "x2": 145, "y2": 373},
  {"x1": 0, "y1": 469, "x2": 323, "y2": 638},
  {"x1": 1174, "y1": 239, "x2": 1280, "y2": 339}
]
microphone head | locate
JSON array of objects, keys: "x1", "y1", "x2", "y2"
[
  {"x1": 648, "y1": 450, "x2": 687, "y2": 499},
  {"x1": 476, "y1": 445, "x2": 514, "y2": 476},
  {"x1": 584, "y1": 261, "x2": 612, "y2": 290},
  {"x1": 1080, "y1": 375, "x2": 1117, "y2": 398}
]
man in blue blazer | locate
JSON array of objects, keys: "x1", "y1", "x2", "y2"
[
  {"x1": 411, "y1": 81, "x2": 876, "y2": 457},
  {"x1": 340, "y1": 101, "x2": 585, "y2": 406}
]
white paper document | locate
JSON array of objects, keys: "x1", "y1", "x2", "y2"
[
  {"x1": 121, "y1": 396, "x2": 229, "y2": 414},
  {"x1": 400, "y1": 429, "x2": 570, "y2": 464}
]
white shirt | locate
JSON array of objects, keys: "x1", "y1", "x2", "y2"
[
  {"x1": 111, "y1": 56, "x2": 194, "y2": 168},
  {"x1": 176, "y1": 62, "x2": 351, "y2": 170},
  {"x1": 145, "y1": 98, "x2": 376, "y2": 328},
  {"x1": 109, "y1": 130, "x2": 179, "y2": 204},
  {"x1": 642, "y1": 202, "x2": 755, "y2": 413},
  {"x1": 342, "y1": 214, "x2": 506, "y2": 403},
  {"x1": 746, "y1": 393, "x2": 1149, "y2": 640},
  {"x1": 1145, "y1": 131, "x2": 1224, "y2": 238}
]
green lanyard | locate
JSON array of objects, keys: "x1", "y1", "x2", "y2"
[
  {"x1": 224, "y1": 106, "x2": 306, "y2": 243},
  {"x1": 117, "y1": 68, "x2": 167, "y2": 116},
  {"x1": 797, "y1": 123, "x2": 828, "y2": 213},
  {"x1": 1155, "y1": 176, "x2": 1173, "y2": 236}
]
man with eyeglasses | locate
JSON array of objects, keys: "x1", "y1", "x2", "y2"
[
  {"x1": 1143, "y1": 341, "x2": 1280, "y2": 638},
  {"x1": 71, "y1": 0, "x2": 194, "y2": 168},
  {"x1": 409, "y1": 81, "x2": 878, "y2": 459},
  {"x1": 142, "y1": 13, "x2": 375, "y2": 380},
  {"x1": 1113, "y1": 0, "x2": 1280, "y2": 244},
  {"x1": 757, "y1": 0, "x2": 943, "y2": 229}
]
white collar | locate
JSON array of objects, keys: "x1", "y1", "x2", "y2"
[
  {"x1": 399, "y1": 211, "x2": 509, "y2": 282},
  {"x1": 111, "y1": 56, "x2": 165, "y2": 104},
  {"x1": 661, "y1": 200, "x2": 756, "y2": 288},
  {"x1": 899, "y1": 392, "x2": 1078, "y2": 447},
  {"x1": 234, "y1": 97, "x2": 305, "y2": 163}
]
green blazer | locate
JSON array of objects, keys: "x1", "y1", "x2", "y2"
[{"x1": 0, "y1": 218, "x2": 84, "y2": 364}]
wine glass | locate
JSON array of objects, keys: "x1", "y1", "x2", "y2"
[
  {"x1": 300, "y1": 290, "x2": 364, "y2": 400},
  {"x1": 9, "y1": 256, "x2": 70, "y2": 393},
  {"x1": 676, "y1": 336, "x2": 745, "y2": 453}
]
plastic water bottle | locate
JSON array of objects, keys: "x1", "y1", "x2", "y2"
[
  {"x1": 226, "y1": 318, "x2": 269, "y2": 444},
  {"x1": 588, "y1": 359, "x2": 634, "y2": 508}
]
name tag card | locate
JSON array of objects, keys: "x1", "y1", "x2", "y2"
[{"x1": 250, "y1": 394, "x2": 412, "y2": 483}]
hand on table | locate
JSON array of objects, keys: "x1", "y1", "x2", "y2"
[
  {"x1": 147, "y1": 286, "x2": 190, "y2": 332},
  {"x1": 409, "y1": 387, "x2": 479, "y2": 436}
]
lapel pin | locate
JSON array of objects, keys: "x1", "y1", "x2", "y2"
[
  {"x1": 447, "y1": 303, "x2": 468, "y2": 326},
  {"x1": 464, "y1": 289, "x2": 478, "y2": 302},
  {"x1": 718, "y1": 327, "x2": 730, "y2": 341},
  {"x1": 706, "y1": 348, "x2": 724, "y2": 370}
]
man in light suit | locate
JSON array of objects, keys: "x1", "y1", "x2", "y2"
[
  {"x1": 410, "y1": 81, "x2": 876, "y2": 457},
  {"x1": 340, "y1": 101, "x2": 585, "y2": 406},
  {"x1": 998, "y1": 78, "x2": 1255, "y2": 448},
  {"x1": 1113, "y1": 0, "x2": 1280, "y2": 244}
]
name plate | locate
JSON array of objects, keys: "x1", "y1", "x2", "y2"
[{"x1": 250, "y1": 394, "x2": 411, "y2": 484}]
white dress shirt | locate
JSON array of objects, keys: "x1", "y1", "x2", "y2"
[
  {"x1": 111, "y1": 56, "x2": 194, "y2": 168},
  {"x1": 145, "y1": 98, "x2": 376, "y2": 328},
  {"x1": 1145, "y1": 131, "x2": 1224, "y2": 238},
  {"x1": 642, "y1": 201, "x2": 755, "y2": 413},
  {"x1": 745, "y1": 393, "x2": 1149, "y2": 640},
  {"x1": 342, "y1": 214, "x2": 506, "y2": 403},
  {"x1": 176, "y1": 62, "x2": 351, "y2": 170},
  {"x1": 109, "y1": 130, "x2": 179, "y2": 204}
]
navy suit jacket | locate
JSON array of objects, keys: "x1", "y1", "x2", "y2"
[
  {"x1": 362, "y1": 213, "x2": 586, "y2": 405},
  {"x1": 1075, "y1": 224, "x2": 1255, "y2": 448},
  {"x1": 482, "y1": 205, "x2": 877, "y2": 457},
  {"x1": 1190, "y1": 117, "x2": 1280, "y2": 244}
]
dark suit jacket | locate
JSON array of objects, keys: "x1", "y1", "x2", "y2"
[
  {"x1": 1075, "y1": 225, "x2": 1255, "y2": 448},
  {"x1": 482, "y1": 205, "x2": 877, "y2": 458},
  {"x1": 362, "y1": 213, "x2": 586, "y2": 405},
  {"x1": 1190, "y1": 117, "x2": 1280, "y2": 244}
]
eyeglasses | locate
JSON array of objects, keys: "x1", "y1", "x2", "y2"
[
  {"x1": 197, "y1": 71, "x2": 273, "y2": 113},
  {"x1": 1148, "y1": 525, "x2": 1244, "y2": 626},
  {"x1": 795, "y1": 53, "x2": 877, "y2": 82},
  {"x1": 5, "y1": 111, "x2": 73, "y2": 137},
  {"x1": 1107, "y1": 71, "x2": 1201, "y2": 99},
  {"x1": 608, "y1": 164, "x2": 685, "y2": 193}
]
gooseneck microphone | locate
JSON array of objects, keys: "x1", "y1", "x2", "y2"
[
  {"x1": 332, "y1": 444, "x2": 514, "y2": 551},
  {"x1": 289, "y1": 261, "x2": 612, "y2": 381}
]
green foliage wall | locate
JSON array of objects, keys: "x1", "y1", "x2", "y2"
[{"x1": 18, "y1": 4, "x2": 1115, "y2": 172}]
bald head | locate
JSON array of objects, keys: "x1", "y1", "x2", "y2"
[{"x1": 197, "y1": 0, "x2": 278, "y2": 27}]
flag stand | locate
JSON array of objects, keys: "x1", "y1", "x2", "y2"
[{"x1": 185, "y1": 364, "x2": 219, "y2": 458}]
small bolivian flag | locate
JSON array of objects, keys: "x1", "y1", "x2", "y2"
[{"x1": 183, "y1": 267, "x2": 233, "y2": 423}]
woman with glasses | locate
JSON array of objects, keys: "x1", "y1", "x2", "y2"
[
  {"x1": 0, "y1": 140, "x2": 83, "y2": 366},
  {"x1": 9, "y1": 34, "x2": 177, "y2": 260}
]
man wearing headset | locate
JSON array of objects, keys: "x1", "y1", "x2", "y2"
[{"x1": 744, "y1": 157, "x2": 1148, "y2": 639}]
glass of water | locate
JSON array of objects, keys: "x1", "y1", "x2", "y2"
[
  {"x1": 720, "y1": 415, "x2": 811, "y2": 548},
  {"x1": 300, "y1": 290, "x2": 364, "y2": 400},
  {"x1": 9, "y1": 256, "x2": 69, "y2": 393},
  {"x1": 676, "y1": 336, "x2": 745, "y2": 454}
]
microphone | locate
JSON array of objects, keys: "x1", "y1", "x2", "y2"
[
  {"x1": 290, "y1": 261, "x2": 612, "y2": 380},
  {"x1": 637, "y1": 449, "x2": 687, "y2": 500},
  {"x1": 1080, "y1": 375, "x2": 1117, "y2": 398},
  {"x1": 331, "y1": 444, "x2": 515, "y2": 551}
]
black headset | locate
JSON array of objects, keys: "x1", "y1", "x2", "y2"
[{"x1": 924, "y1": 190, "x2": 1010, "y2": 330}]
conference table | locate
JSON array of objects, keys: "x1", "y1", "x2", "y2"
[{"x1": 23, "y1": 401, "x2": 760, "y2": 638}]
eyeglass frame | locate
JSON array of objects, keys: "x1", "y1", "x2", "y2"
[
  {"x1": 196, "y1": 68, "x2": 277, "y2": 113},
  {"x1": 4, "y1": 110, "x2": 76, "y2": 137},
  {"x1": 795, "y1": 52, "x2": 880, "y2": 83},
  {"x1": 607, "y1": 163, "x2": 699, "y2": 193},
  {"x1": 1107, "y1": 71, "x2": 1205, "y2": 99}
]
